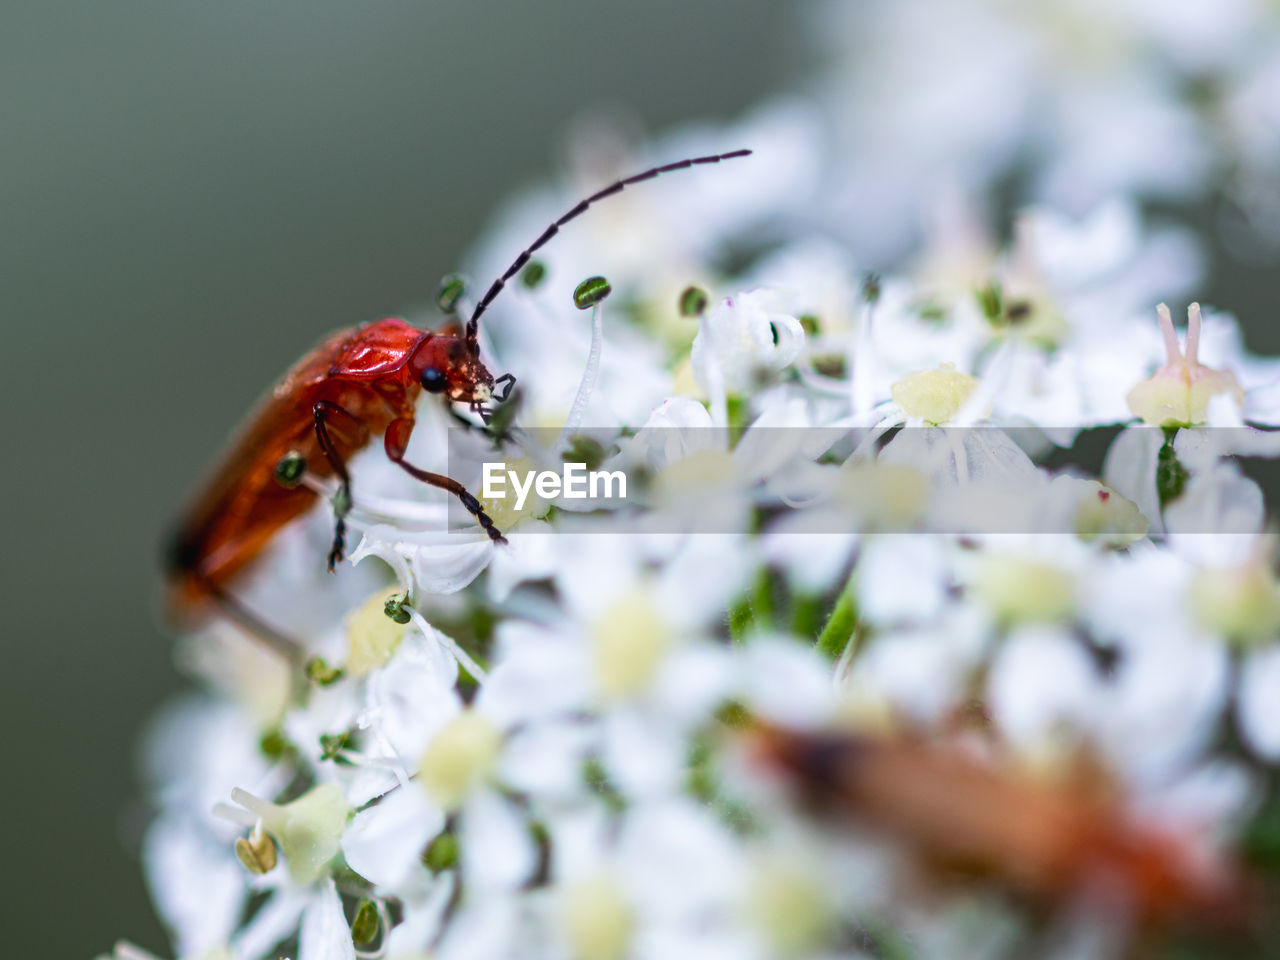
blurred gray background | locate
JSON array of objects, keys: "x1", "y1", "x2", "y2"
[{"x1": 1, "y1": 2, "x2": 795, "y2": 955}]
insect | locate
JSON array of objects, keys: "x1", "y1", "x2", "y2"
[
  {"x1": 165, "y1": 149, "x2": 753, "y2": 622},
  {"x1": 748, "y1": 723, "x2": 1252, "y2": 934}
]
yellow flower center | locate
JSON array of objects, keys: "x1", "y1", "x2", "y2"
[
  {"x1": 1190, "y1": 562, "x2": 1280, "y2": 647},
  {"x1": 561, "y1": 875, "x2": 634, "y2": 960},
  {"x1": 419, "y1": 710, "x2": 502, "y2": 810},
  {"x1": 973, "y1": 555, "x2": 1075, "y2": 625},
  {"x1": 345, "y1": 586, "x2": 407, "y2": 676},
  {"x1": 747, "y1": 861, "x2": 832, "y2": 956},
  {"x1": 591, "y1": 588, "x2": 672, "y2": 699},
  {"x1": 890, "y1": 362, "x2": 980, "y2": 424}
]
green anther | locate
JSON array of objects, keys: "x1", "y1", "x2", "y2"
[
  {"x1": 1156, "y1": 426, "x2": 1189, "y2": 508},
  {"x1": 918, "y1": 301, "x2": 947, "y2": 323},
  {"x1": 561, "y1": 434, "x2": 608, "y2": 472},
  {"x1": 812, "y1": 355, "x2": 846, "y2": 378},
  {"x1": 351, "y1": 899, "x2": 379, "y2": 947},
  {"x1": 383, "y1": 592, "x2": 412, "y2": 624},
  {"x1": 526, "y1": 819, "x2": 551, "y2": 885},
  {"x1": 305, "y1": 657, "x2": 344, "y2": 686},
  {"x1": 582, "y1": 756, "x2": 626, "y2": 814},
  {"x1": 685, "y1": 735, "x2": 716, "y2": 803},
  {"x1": 714, "y1": 699, "x2": 752, "y2": 729},
  {"x1": 319, "y1": 731, "x2": 351, "y2": 762},
  {"x1": 1005, "y1": 299, "x2": 1033, "y2": 324},
  {"x1": 332, "y1": 485, "x2": 353, "y2": 519},
  {"x1": 423, "y1": 832, "x2": 458, "y2": 873},
  {"x1": 260, "y1": 728, "x2": 289, "y2": 758},
  {"x1": 862, "y1": 273, "x2": 882, "y2": 304},
  {"x1": 975, "y1": 280, "x2": 1003, "y2": 323},
  {"x1": 678, "y1": 285, "x2": 709, "y2": 317},
  {"x1": 274, "y1": 451, "x2": 307, "y2": 488},
  {"x1": 437, "y1": 273, "x2": 466, "y2": 314},
  {"x1": 573, "y1": 275, "x2": 612, "y2": 310},
  {"x1": 798, "y1": 314, "x2": 820, "y2": 336},
  {"x1": 520, "y1": 260, "x2": 547, "y2": 290},
  {"x1": 528, "y1": 819, "x2": 550, "y2": 855}
]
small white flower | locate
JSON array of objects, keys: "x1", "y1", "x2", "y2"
[
  {"x1": 297, "y1": 879, "x2": 356, "y2": 960},
  {"x1": 1126, "y1": 303, "x2": 1244, "y2": 428},
  {"x1": 691, "y1": 289, "x2": 805, "y2": 395},
  {"x1": 1240, "y1": 645, "x2": 1280, "y2": 760},
  {"x1": 142, "y1": 815, "x2": 246, "y2": 959}
]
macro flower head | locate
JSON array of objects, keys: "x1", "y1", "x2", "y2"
[{"x1": 114, "y1": 5, "x2": 1280, "y2": 959}]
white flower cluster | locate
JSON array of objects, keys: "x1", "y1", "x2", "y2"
[
  {"x1": 808, "y1": 0, "x2": 1280, "y2": 260},
  {"x1": 112, "y1": 5, "x2": 1280, "y2": 960}
]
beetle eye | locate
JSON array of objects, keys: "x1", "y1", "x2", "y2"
[{"x1": 420, "y1": 367, "x2": 448, "y2": 393}]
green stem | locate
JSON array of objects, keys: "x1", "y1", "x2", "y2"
[
  {"x1": 728, "y1": 568, "x2": 776, "y2": 642},
  {"x1": 1156, "y1": 425, "x2": 1188, "y2": 509},
  {"x1": 815, "y1": 575, "x2": 858, "y2": 661},
  {"x1": 791, "y1": 593, "x2": 823, "y2": 638}
]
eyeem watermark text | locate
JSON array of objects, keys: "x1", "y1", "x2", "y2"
[{"x1": 481, "y1": 462, "x2": 627, "y2": 510}]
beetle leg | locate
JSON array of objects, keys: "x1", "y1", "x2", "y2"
[
  {"x1": 447, "y1": 404, "x2": 493, "y2": 438},
  {"x1": 493, "y1": 373, "x2": 516, "y2": 403},
  {"x1": 196, "y1": 572, "x2": 304, "y2": 662},
  {"x1": 384, "y1": 417, "x2": 508, "y2": 545},
  {"x1": 313, "y1": 400, "x2": 370, "y2": 570}
]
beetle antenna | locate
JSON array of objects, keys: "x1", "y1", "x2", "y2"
[{"x1": 465, "y1": 148, "x2": 753, "y2": 350}]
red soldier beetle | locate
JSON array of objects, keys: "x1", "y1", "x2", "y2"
[
  {"x1": 165, "y1": 149, "x2": 753, "y2": 631},
  {"x1": 747, "y1": 723, "x2": 1255, "y2": 936}
]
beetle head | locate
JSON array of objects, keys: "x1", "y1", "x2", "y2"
[
  {"x1": 409, "y1": 334, "x2": 493, "y2": 401},
  {"x1": 409, "y1": 334, "x2": 515, "y2": 422}
]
